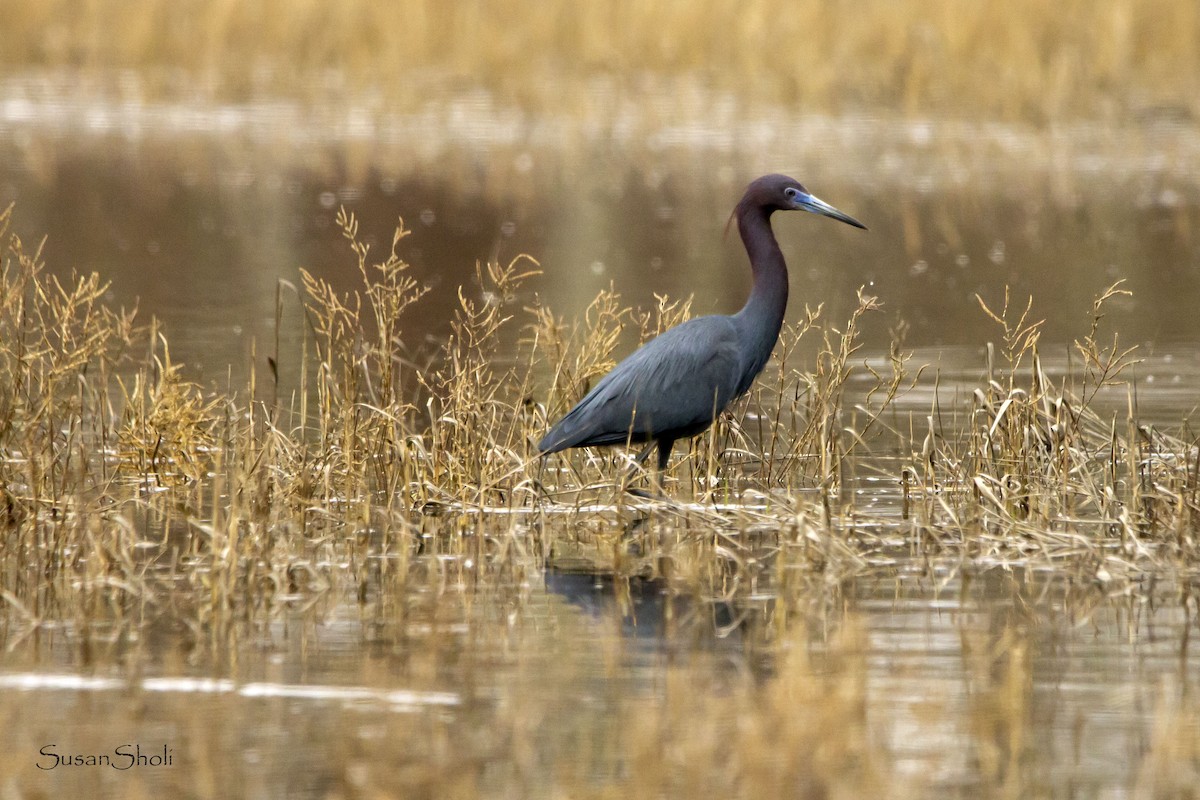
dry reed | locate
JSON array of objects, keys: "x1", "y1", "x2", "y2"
[
  {"x1": 1, "y1": 202, "x2": 1196, "y2": 636},
  {"x1": 2, "y1": 0, "x2": 1198, "y2": 123}
]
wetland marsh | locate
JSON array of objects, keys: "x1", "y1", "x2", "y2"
[{"x1": 3, "y1": 2, "x2": 1200, "y2": 798}]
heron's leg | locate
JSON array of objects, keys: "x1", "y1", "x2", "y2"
[
  {"x1": 654, "y1": 438, "x2": 676, "y2": 490},
  {"x1": 655, "y1": 439, "x2": 674, "y2": 473},
  {"x1": 533, "y1": 453, "x2": 564, "y2": 503},
  {"x1": 534, "y1": 454, "x2": 547, "y2": 496},
  {"x1": 621, "y1": 441, "x2": 657, "y2": 486},
  {"x1": 628, "y1": 439, "x2": 674, "y2": 498}
]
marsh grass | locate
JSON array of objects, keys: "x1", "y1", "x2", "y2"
[
  {"x1": 4, "y1": 206, "x2": 1200, "y2": 795},
  {"x1": 0, "y1": 202, "x2": 1191, "y2": 629},
  {"x1": 3, "y1": 0, "x2": 1199, "y2": 124}
]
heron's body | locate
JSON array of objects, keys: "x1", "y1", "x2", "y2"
[{"x1": 538, "y1": 174, "x2": 865, "y2": 472}]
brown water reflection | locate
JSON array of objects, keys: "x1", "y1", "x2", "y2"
[
  {"x1": 1, "y1": 563, "x2": 1195, "y2": 797},
  {"x1": 3, "y1": 108, "x2": 1199, "y2": 388}
]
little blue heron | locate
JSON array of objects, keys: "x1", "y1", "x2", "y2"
[{"x1": 538, "y1": 173, "x2": 865, "y2": 479}]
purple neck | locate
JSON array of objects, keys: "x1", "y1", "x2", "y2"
[{"x1": 731, "y1": 203, "x2": 788, "y2": 390}]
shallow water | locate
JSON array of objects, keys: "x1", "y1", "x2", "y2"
[
  {"x1": 2, "y1": 563, "x2": 1195, "y2": 797},
  {"x1": 3, "y1": 84, "x2": 1199, "y2": 380},
  {"x1": 3, "y1": 85, "x2": 1200, "y2": 797}
]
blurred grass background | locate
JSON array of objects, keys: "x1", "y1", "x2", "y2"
[{"x1": 1, "y1": 0, "x2": 1197, "y2": 123}]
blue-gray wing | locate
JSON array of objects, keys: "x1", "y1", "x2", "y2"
[{"x1": 538, "y1": 315, "x2": 742, "y2": 453}]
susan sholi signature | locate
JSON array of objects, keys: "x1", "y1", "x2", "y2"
[{"x1": 37, "y1": 744, "x2": 173, "y2": 770}]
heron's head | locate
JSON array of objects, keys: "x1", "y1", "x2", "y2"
[{"x1": 747, "y1": 174, "x2": 867, "y2": 230}]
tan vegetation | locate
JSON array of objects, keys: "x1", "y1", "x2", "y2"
[
  {"x1": 2, "y1": 196, "x2": 1198, "y2": 620},
  {"x1": 1, "y1": 0, "x2": 1198, "y2": 123}
]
